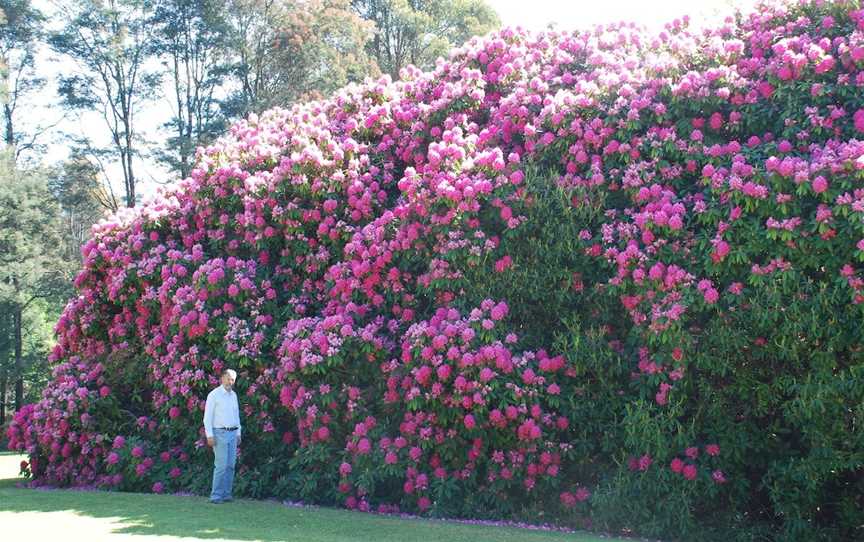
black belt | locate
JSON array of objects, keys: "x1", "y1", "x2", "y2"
[{"x1": 217, "y1": 427, "x2": 238, "y2": 431}]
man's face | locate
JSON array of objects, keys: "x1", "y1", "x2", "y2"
[{"x1": 221, "y1": 372, "x2": 236, "y2": 390}]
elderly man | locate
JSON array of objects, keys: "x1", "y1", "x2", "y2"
[{"x1": 203, "y1": 368, "x2": 242, "y2": 504}]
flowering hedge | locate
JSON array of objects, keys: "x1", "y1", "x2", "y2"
[{"x1": 8, "y1": 0, "x2": 864, "y2": 539}]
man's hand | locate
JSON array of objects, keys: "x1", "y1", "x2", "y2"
[
  {"x1": 207, "y1": 437, "x2": 215, "y2": 447},
  {"x1": 237, "y1": 436, "x2": 241, "y2": 446}
]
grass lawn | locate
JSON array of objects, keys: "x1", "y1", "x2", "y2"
[{"x1": 0, "y1": 451, "x2": 643, "y2": 542}]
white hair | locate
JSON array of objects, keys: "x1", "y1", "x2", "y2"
[{"x1": 222, "y1": 369, "x2": 237, "y2": 379}]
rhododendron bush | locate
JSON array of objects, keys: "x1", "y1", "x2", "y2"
[{"x1": 8, "y1": 0, "x2": 864, "y2": 539}]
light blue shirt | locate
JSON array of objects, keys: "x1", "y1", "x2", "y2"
[{"x1": 203, "y1": 385, "x2": 241, "y2": 439}]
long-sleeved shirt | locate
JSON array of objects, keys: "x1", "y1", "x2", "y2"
[{"x1": 203, "y1": 385, "x2": 242, "y2": 439}]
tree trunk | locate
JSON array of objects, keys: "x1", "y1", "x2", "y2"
[
  {"x1": 0, "y1": 365, "x2": 7, "y2": 425},
  {"x1": 13, "y1": 304, "x2": 23, "y2": 411},
  {"x1": 3, "y1": 53, "x2": 14, "y2": 150},
  {"x1": 4, "y1": 103, "x2": 13, "y2": 148},
  {"x1": 125, "y1": 135, "x2": 136, "y2": 208}
]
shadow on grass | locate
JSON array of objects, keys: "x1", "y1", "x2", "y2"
[{"x1": 0, "y1": 457, "x2": 615, "y2": 542}]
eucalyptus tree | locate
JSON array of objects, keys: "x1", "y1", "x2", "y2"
[
  {"x1": 0, "y1": 0, "x2": 50, "y2": 164},
  {"x1": 221, "y1": 0, "x2": 378, "y2": 118},
  {"x1": 150, "y1": 0, "x2": 230, "y2": 178},
  {"x1": 351, "y1": 0, "x2": 499, "y2": 79},
  {"x1": 50, "y1": 0, "x2": 162, "y2": 208}
]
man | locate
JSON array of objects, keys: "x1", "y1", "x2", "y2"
[{"x1": 203, "y1": 368, "x2": 242, "y2": 503}]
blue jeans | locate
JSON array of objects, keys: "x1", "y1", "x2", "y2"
[{"x1": 210, "y1": 428, "x2": 238, "y2": 501}]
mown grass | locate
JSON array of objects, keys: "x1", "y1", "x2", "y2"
[{"x1": 0, "y1": 452, "x2": 646, "y2": 541}]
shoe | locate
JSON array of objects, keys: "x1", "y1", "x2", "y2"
[
  {"x1": 209, "y1": 499, "x2": 224, "y2": 504},
  {"x1": 222, "y1": 497, "x2": 234, "y2": 502}
]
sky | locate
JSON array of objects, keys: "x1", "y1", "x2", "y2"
[{"x1": 22, "y1": 0, "x2": 756, "y2": 206}]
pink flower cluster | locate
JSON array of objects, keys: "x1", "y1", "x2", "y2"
[{"x1": 669, "y1": 445, "x2": 724, "y2": 483}]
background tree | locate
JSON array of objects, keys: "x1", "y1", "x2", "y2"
[
  {"x1": 0, "y1": 0, "x2": 56, "y2": 165},
  {"x1": 0, "y1": 303, "x2": 11, "y2": 425},
  {"x1": 221, "y1": 0, "x2": 378, "y2": 118},
  {"x1": 0, "y1": 151, "x2": 71, "y2": 415},
  {"x1": 0, "y1": 154, "x2": 105, "y2": 424},
  {"x1": 49, "y1": 154, "x2": 106, "y2": 263},
  {"x1": 1, "y1": 2, "x2": 46, "y2": 425},
  {"x1": 49, "y1": 0, "x2": 161, "y2": 208},
  {"x1": 351, "y1": 0, "x2": 499, "y2": 79},
  {"x1": 0, "y1": 296, "x2": 55, "y2": 424},
  {"x1": 151, "y1": 0, "x2": 230, "y2": 179}
]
